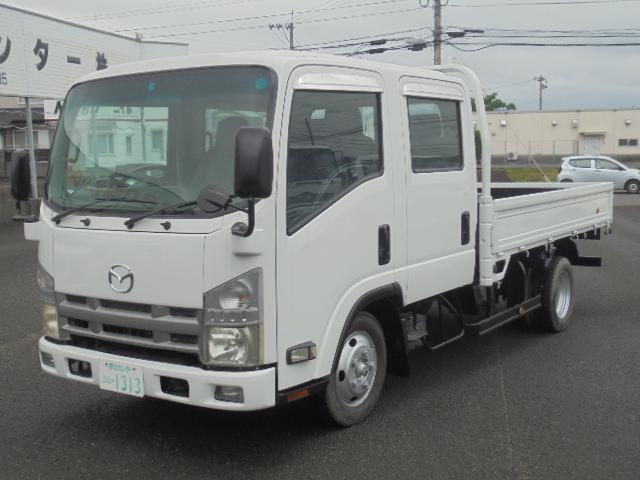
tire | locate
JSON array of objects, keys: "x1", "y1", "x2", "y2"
[
  {"x1": 625, "y1": 179, "x2": 640, "y2": 194},
  {"x1": 320, "y1": 311, "x2": 387, "y2": 427},
  {"x1": 560, "y1": 179, "x2": 573, "y2": 183},
  {"x1": 535, "y1": 256, "x2": 574, "y2": 332}
]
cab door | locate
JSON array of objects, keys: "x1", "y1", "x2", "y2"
[
  {"x1": 399, "y1": 78, "x2": 477, "y2": 304},
  {"x1": 275, "y1": 67, "x2": 397, "y2": 390}
]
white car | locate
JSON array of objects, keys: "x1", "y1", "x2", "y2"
[{"x1": 558, "y1": 155, "x2": 640, "y2": 193}]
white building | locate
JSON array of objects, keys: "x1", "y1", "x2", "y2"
[{"x1": 483, "y1": 108, "x2": 640, "y2": 163}]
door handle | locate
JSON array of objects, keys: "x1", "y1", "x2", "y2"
[
  {"x1": 378, "y1": 225, "x2": 391, "y2": 265},
  {"x1": 461, "y1": 211, "x2": 470, "y2": 245}
]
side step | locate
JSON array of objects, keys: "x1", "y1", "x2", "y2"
[{"x1": 465, "y1": 296, "x2": 542, "y2": 337}]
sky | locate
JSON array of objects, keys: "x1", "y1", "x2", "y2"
[{"x1": 4, "y1": 0, "x2": 640, "y2": 111}]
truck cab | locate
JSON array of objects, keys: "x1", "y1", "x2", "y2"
[{"x1": 27, "y1": 52, "x2": 612, "y2": 426}]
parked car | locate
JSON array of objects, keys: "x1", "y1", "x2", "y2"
[{"x1": 558, "y1": 155, "x2": 640, "y2": 193}]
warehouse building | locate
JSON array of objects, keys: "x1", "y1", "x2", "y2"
[{"x1": 484, "y1": 108, "x2": 640, "y2": 164}]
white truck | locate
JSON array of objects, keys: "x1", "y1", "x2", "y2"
[{"x1": 22, "y1": 52, "x2": 613, "y2": 426}]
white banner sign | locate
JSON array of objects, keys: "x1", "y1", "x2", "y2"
[{"x1": 0, "y1": 3, "x2": 187, "y2": 99}]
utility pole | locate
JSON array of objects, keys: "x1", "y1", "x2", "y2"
[
  {"x1": 287, "y1": 11, "x2": 295, "y2": 51},
  {"x1": 433, "y1": 0, "x2": 443, "y2": 65},
  {"x1": 269, "y1": 11, "x2": 295, "y2": 50},
  {"x1": 534, "y1": 75, "x2": 548, "y2": 111}
]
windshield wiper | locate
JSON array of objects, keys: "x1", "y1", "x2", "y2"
[
  {"x1": 124, "y1": 201, "x2": 197, "y2": 230},
  {"x1": 51, "y1": 197, "x2": 158, "y2": 225}
]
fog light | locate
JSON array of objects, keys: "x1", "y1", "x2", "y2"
[
  {"x1": 214, "y1": 385, "x2": 244, "y2": 403},
  {"x1": 42, "y1": 304, "x2": 60, "y2": 339},
  {"x1": 286, "y1": 342, "x2": 317, "y2": 365},
  {"x1": 40, "y1": 351, "x2": 55, "y2": 367}
]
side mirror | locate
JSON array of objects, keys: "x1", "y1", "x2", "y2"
[
  {"x1": 10, "y1": 150, "x2": 31, "y2": 202},
  {"x1": 235, "y1": 127, "x2": 273, "y2": 199}
]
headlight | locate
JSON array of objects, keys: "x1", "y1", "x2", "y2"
[
  {"x1": 37, "y1": 264, "x2": 60, "y2": 339},
  {"x1": 37, "y1": 263, "x2": 55, "y2": 305},
  {"x1": 203, "y1": 269, "x2": 262, "y2": 367}
]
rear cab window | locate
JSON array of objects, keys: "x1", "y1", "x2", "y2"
[{"x1": 407, "y1": 97, "x2": 463, "y2": 172}]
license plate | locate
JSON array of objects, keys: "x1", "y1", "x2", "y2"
[{"x1": 99, "y1": 360, "x2": 144, "y2": 397}]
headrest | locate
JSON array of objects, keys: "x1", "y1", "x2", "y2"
[{"x1": 216, "y1": 116, "x2": 250, "y2": 145}]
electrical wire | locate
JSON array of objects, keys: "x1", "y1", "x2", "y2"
[
  {"x1": 448, "y1": 0, "x2": 640, "y2": 6},
  {"x1": 118, "y1": 0, "x2": 415, "y2": 34},
  {"x1": 67, "y1": 0, "x2": 260, "y2": 22},
  {"x1": 146, "y1": 5, "x2": 424, "y2": 39},
  {"x1": 446, "y1": 40, "x2": 640, "y2": 51}
]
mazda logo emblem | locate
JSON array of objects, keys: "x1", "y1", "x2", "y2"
[{"x1": 108, "y1": 265, "x2": 134, "y2": 293}]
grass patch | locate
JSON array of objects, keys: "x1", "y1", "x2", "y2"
[{"x1": 494, "y1": 167, "x2": 558, "y2": 182}]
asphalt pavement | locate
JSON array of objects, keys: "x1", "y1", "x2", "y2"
[{"x1": 1, "y1": 195, "x2": 639, "y2": 480}]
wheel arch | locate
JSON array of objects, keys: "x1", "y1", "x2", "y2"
[
  {"x1": 329, "y1": 283, "x2": 409, "y2": 378},
  {"x1": 624, "y1": 178, "x2": 640, "y2": 192}
]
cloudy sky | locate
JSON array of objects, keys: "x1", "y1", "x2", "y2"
[{"x1": 5, "y1": 0, "x2": 640, "y2": 111}]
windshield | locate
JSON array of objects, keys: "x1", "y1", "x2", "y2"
[{"x1": 47, "y1": 66, "x2": 276, "y2": 214}]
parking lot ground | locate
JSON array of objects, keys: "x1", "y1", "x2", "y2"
[{"x1": 1, "y1": 194, "x2": 639, "y2": 480}]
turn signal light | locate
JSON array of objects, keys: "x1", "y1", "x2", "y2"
[{"x1": 286, "y1": 342, "x2": 317, "y2": 365}]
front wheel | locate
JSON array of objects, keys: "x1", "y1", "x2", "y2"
[
  {"x1": 625, "y1": 180, "x2": 640, "y2": 194},
  {"x1": 535, "y1": 256, "x2": 575, "y2": 332},
  {"x1": 320, "y1": 312, "x2": 387, "y2": 427}
]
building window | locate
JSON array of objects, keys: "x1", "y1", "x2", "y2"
[
  {"x1": 151, "y1": 130, "x2": 164, "y2": 151},
  {"x1": 12, "y1": 130, "x2": 39, "y2": 149},
  {"x1": 125, "y1": 135, "x2": 133, "y2": 155},
  {"x1": 87, "y1": 133, "x2": 114, "y2": 155},
  {"x1": 407, "y1": 97, "x2": 463, "y2": 172},
  {"x1": 287, "y1": 90, "x2": 383, "y2": 234},
  {"x1": 619, "y1": 138, "x2": 638, "y2": 147}
]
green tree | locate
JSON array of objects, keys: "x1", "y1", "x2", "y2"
[{"x1": 484, "y1": 92, "x2": 516, "y2": 111}]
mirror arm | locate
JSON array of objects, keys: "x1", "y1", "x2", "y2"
[{"x1": 232, "y1": 198, "x2": 255, "y2": 237}]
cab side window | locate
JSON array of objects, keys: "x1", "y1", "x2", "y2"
[
  {"x1": 286, "y1": 90, "x2": 382, "y2": 234},
  {"x1": 407, "y1": 97, "x2": 463, "y2": 172}
]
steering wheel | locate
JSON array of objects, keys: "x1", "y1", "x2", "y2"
[
  {"x1": 128, "y1": 164, "x2": 168, "y2": 180},
  {"x1": 312, "y1": 163, "x2": 363, "y2": 206}
]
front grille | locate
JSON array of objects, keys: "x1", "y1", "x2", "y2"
[
  {"x1": 68, "y1": 318, "x2": 89, "y2": 329},
  {"x1": 100, "y1": 299, "x2": 152, "y2": 314},
  {"x1": 103, "y1": 324, "x2": 153, "y2": 339},
  {"x1": 69, "y1": 336, "x2": 201, "y2": 367},
  {"x1": 58, "y1": 294, "x2": 203, "y2": 359}
]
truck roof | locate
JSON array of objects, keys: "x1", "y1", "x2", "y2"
[{"x1": 72, "y1": 50, "x2": 456, "y2": 89}]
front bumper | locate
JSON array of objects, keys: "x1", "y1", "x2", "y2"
[{"x1": 38, "y1": 337, "x2": 276, "y2": 411}]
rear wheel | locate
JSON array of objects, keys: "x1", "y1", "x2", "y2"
[
  {"x1": 535, "y1": 256, "x2": 574, "y2": 332},
  {"x1": 560, "y1": 178, "x2": 573, "y2": 183},
  {"x1": 625, "y1": 180, "x2": 640, "y2": 194},
  {"x1": 320, "y1": 311, "x2": 387, "y2": 427}
]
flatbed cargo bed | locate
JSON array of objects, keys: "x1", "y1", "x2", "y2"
[{"x1": 479, "y1": 182, "x2": 613, "y2": 284}]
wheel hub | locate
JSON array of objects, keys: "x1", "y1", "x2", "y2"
[
  {"x1": 555, "y1": 270, "x2": 572, "y2": 319},
  {"x1": 335, "y1": 332, "x2": 378, "y2": 407}
]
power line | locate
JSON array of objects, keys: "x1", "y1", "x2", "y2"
[
  {"x1": 67, "y1": 0, "x2": 259, "y2": 22},
  {"x1": 146, "y1": 5, "x2": 423, "y2": 39},
  {"x1": 298, "y1": 0, "x2": 352, "y2": 22},
  {"x1": 115, "y1": 0, "x2": 412, "y2": 33},
  {"x1": 446, "y1": 40, "x2": 640, "y2": 51},
  {"x1": 485, "y1": 78, "x2": 537, "y2": 90},
  {"x1": 448, "y1": 0, "x2": 640, "y2": 6},
  {"x1": 297, "y1": 26, "x2": 432, "y2": 50}
]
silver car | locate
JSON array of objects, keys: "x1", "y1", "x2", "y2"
[{"x1": 558, "y1": 155, "x2": 640, "y2": 194}]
